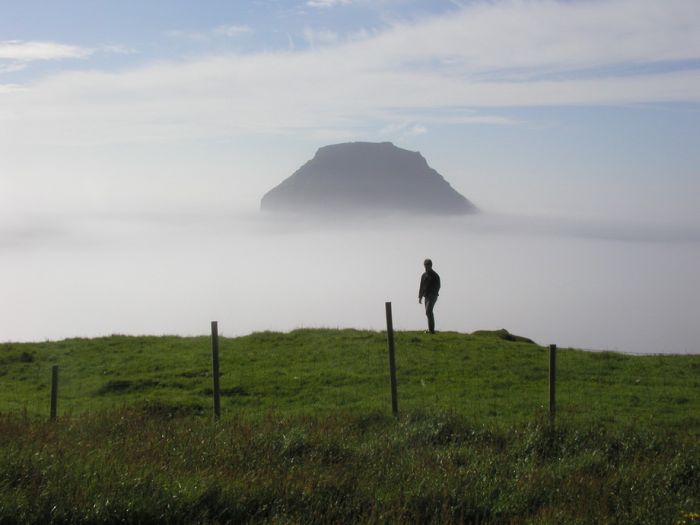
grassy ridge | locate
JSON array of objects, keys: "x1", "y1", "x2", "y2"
[
  {"x1": 1, "y1": 329, "x2": 698, "y2": 430},
  {"x1": 0, "y1": 329, "x2": 698, "y2": 523}
]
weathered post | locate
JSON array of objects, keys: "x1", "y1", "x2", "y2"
[
  {"x1": 211, "y1": 321, "x2": 221, "y2": 420},
  {"x1": 50, "y1": 365, "x2": 59, "y2": 420},
  {"x1": 549, "y1": 344, "x2": 557, "y2": 424},
  {"x1": 385, "y1": 302, "x2": 398, "y2": 417}
]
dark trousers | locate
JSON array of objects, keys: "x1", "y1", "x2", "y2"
[{"x1": 424, "y1": 295, "x2": 438, "y2": 333}]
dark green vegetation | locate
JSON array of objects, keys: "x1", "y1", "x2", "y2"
[
  {"x1": 1, "y1": 329, "x2": 698, "y2": 523},
  {"x1": 0, "y1": 410, "x2": 698, "y2": 524}
]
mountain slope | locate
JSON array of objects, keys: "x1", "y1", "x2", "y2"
[{"x1": 261, "y1": 142, "x2": 477, "y2": 215}]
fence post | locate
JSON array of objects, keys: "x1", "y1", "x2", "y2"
[
  {"x1": 50, "y1": 365, "x2": 59, "y2": 420},
  {"x1": 211, "y1": 321, "x2": 221, "y2": 420},
  {"x1": 385, "y1": 302, "x2": 398, "y2": 417},
  {"x1": 549, "y1": 344, "x2": 557, "y2": 424}
]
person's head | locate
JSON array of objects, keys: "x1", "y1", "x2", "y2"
[{"x1": 424, "y1": 258, "x2": 433, "y2": 269}]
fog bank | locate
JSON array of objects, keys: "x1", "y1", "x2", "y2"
[{"x1": 1, "y1": 211, "x2": 698, "y2": 354}]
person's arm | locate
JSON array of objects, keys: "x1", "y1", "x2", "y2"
[{"x1": 418, "y1": 274, "x2": 425, "y2": 303}]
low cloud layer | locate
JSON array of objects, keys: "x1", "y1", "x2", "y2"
[{"x1": 1, "y1": 211, "x2": 698, "y2": 353}]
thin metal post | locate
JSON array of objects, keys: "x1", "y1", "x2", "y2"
[
  {"x1": 50, "y1": 365, "x2": 58, "y2": 420},
  {"x1": 211, "y1": 321, "x2": 221, "y2": 420},
  {"x1": 385, "y1": 302, "x2": 398, "y2": 417}
]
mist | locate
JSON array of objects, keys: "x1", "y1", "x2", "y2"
[{"x1": 1, "y1": 209, "x2": 698, "y2": 354}]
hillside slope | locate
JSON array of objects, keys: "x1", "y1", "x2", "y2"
[{"x1": 1, "y1": 329, "x2": 697, "y2": 431}]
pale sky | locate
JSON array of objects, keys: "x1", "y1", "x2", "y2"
[{"x1": 1, "y1": 0, "x2": 699, "y2": 222}]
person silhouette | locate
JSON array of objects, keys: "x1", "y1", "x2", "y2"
[{"x1": 418, "y1": 258, "x2": 441, "y2": 334}]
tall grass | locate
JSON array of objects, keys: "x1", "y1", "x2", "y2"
[{"x1": 0, "y1": 409, "x2": 697, "y2": 524}]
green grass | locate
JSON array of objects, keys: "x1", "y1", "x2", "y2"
[
  {"x1": 0, "y1": 329, "x2": 698, "y2": 523},
  {"x1": 1, "y1": 329, "x2": 698, "y2": 430},
  {"x1": 0, "y1": 410, "x2": 698, "y2": 524}
]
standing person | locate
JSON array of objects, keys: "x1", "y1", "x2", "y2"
[{"x1": 418, "y1": 258, "x2": 441, "y2": 334}]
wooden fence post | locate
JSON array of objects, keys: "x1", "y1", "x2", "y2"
[
  {"x1": 385, "y1": 302, "x2": 398, "y2": 417},
  {"x1": 549, "y1": 344, "x2": 557, "y2": 424},
  {"x1": 50, "y1": 365, "x2": 58, "y2": 420},
  {"x1": 211, "y1": 321, "x2": 221, "y2": 420}
]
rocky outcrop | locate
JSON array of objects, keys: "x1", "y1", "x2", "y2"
[{"x1": 260, "y1": 142, "x2": 477, "y2": 215}]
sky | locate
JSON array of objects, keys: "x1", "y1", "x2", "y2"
[
  {"x1": 1, "y1": 0, "x2": 699, "y2": 222},
  {"x1": 1, "y1": 1, "x2": 699, "y2": 351}
]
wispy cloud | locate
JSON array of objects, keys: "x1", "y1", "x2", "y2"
[
  {"x1": 0, "y1": 40, "x2": 92, "y2": 62},
  {"x1": 379, "y1": 122, "x2": 428, "y2": 141},
  {"x1": 306, "y1": 0, "x2": 353, "y2": 8},
  {"x1": 347, "y1": 0, "x2": 700, "y2": 76},
  {"x1": 303, "y1": 27, "x2": 340, "y2": 47},
  {"x1": 1, "y1": 0, "x2": 699, "y2": 144},
  {"x1": 0, "y1": 63, "x2": 27, "y2": 74},
  {"x1": 0, "y1": 40, "x2": 93, "y2": 76},
  {"x1": 166, "y1": 24, "x2": 253, "y2": 42}
]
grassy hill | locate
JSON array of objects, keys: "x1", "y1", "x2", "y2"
[
  {"x1": 1, "y1": 329, "x2": 698, "y2": 429},
  {"x1": 1, "y1": 329, "x2": 698, "y2": 524}
]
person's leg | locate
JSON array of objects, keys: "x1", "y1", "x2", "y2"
[{"x1": 425, "y1": 296, "x2": 437, "y2": 333}]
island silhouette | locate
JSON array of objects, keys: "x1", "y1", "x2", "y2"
[{"x1": 261, "y1": 141, "x2": 477, "y2": 215}]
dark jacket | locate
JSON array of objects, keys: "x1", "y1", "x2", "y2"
[{"x1": 419, "y1": 269, "x2": 441, "y2": 299}]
